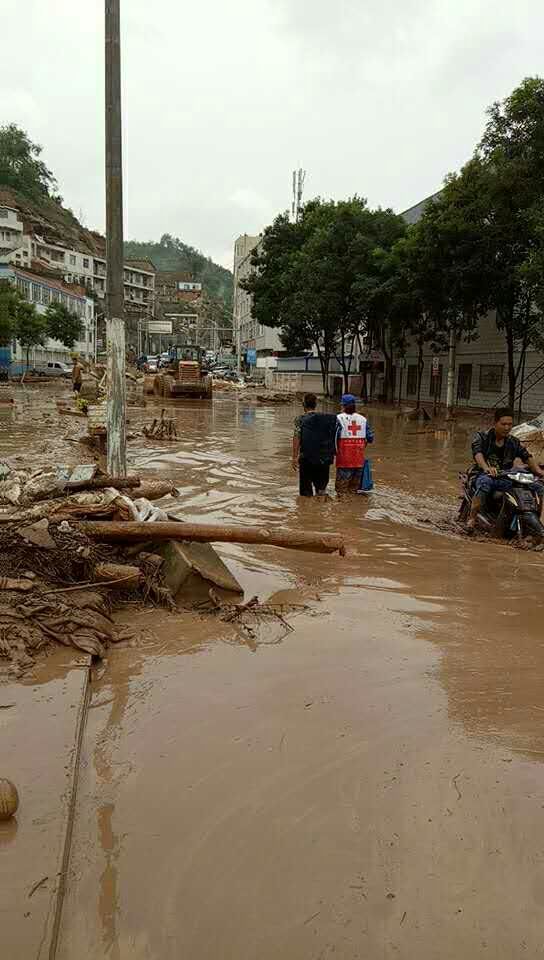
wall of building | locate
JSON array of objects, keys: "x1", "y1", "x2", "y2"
[
  {"x1": 0, "y1": 265, "x2": 95, "y2": 366},
  {"x1": 233, "y1": 232, "x2": 285, "y2": 358},
  {"x1": 398, "y1": 312, "x2": 544, "y2": 414},
  {"x1": 0, "y1": 203, "x2": 156, "y2": 324}
]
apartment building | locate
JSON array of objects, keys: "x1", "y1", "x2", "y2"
[
  {"x1": 0, "y1": 263, "x2": 95, "y2": 366},
  {"x1": 0, "y1": 199, "x2": 156, "y2": 342},
  {"x1": 233, "y1": 233, "x2": 284, "y2": 359}
]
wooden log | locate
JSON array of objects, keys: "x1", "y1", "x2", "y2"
[
  {"x1": 65, "y1": 475, "x2": 141, "y2": 492},
  {"x1": 77, "y1": 521, "x2": 346, "y2": 556},
  {"x1": 0, "y1": 577, "x2": 35, "y2": 592},
  {"x1": 134, "y1": 480, "x2": 178, "y2": 501},
  {"x1": 93, "y1": 563, "x2": 142, "y2": 589}
]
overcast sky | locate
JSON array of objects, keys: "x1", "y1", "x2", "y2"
[{"x1": 2, "y1": 1, "x2": 543, "y2": 269}]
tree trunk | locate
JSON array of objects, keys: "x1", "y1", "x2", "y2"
[
  {"x1": 505, "y1": 325, "x2": 516, "y2": 410},
  {"x1": 78, "y1": 520, "x2": 346, "y2": 556},
  {"x1": 517, "y1": 348, "x2": 527, "y2": 420},
  {"x1": 315, "y1": 342, "x2": 330, "y2": 395},
  {"x1": 416, "y1": 340, "x2": 424, "y2": 410},
  {"x1": 446, "y1": 327, "x2": 456, "y2": 416}
]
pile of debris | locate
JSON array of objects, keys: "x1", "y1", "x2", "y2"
[
  {"x1": 256, "y1": 393, "x2": 294, "y2": 405},
  {"x1": 0, "y1": 459, "x2": 345, "y2": 677},
  {"x1": 0, "y1": 462, "x2": 180, "y2": 676},
  {"x1": 143, "y1": 410, "x2": 178, "y2": 441}
]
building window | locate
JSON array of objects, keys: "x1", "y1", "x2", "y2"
[
  {"x1": 70, "y1": 254, "x2": 76, "y2": 266},
  {"x1": 31, "y1": 283, "x2": 41, "y2": 301},
  {"x1": 0, "y1": 209, "x2": 8, "y2": 219},
  {"x1": 457, "y1": 364, "x2": 472, "y2": 401},
  {"x1": 479, "y1": 364, "x2": 504, "y2": 393},
  {"x1": 83, "y1": 258, "x2": 89, "y2": 268},
  {"x1": 406, "y1": 364, "x2": 418, "y2": 396},
  {"x1": 16, "y1": 278, "x2": 30, "y2": 299}
]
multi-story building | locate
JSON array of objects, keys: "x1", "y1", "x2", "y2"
[
  {"x1": 0, "y1": 195, "x2": 156, "y2": 355},
  {"x1": 233, "y1": 233, "x2": 284, "y2": 360},
  {"x1": 0, "y1": 263, "x2": 95, "y2": 367}
]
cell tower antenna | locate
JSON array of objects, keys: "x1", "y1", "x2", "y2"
[{"x1": 291, "y1": 168, "x2": 307, "y2": 222}]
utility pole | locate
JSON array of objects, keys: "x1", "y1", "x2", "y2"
[
  {"x1": 445, "y1": 326, "x2": 456, "y2": 417},
  {"x1": 105, "y1": 0, "x2": 127, "y2": 476}
]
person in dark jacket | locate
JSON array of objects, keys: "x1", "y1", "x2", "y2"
[
  {"x1": 467, "y1": 408, "x2": 544, "y2": 529},
  {"x1": 292, "y1": 394, "x2": 338, "y2": 497}
]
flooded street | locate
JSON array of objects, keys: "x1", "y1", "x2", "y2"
[{"x1": 3, "y1": 390, "x2": 544, "y2": 958}]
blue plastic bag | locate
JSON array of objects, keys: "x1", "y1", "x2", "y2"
[{"x1": 358, "y1": 458, "x2": 374, "y2": 493}]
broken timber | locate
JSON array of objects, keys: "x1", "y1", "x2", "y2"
[{"x1": 77, "y1": 521, "x2": 346, "y2": 556}]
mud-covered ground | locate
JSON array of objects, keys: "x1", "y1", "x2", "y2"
[{"x1": 3, "y1": 384, "x2": 544, "y2": 959}]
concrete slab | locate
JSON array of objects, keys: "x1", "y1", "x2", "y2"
[
  {"x1": 0, "y1": 649, "x2": 90, "y2": 960},
  {"x1": 159, "y1": 539, "x2": 243, "y2": 596}
]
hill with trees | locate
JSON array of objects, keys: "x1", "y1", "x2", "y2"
[
  {"x1": 124, "y1": 235, "x2": 233, "y2": 308},
  {"x1": 0, "y1": 124, "x2": 233, "y2": 308}
]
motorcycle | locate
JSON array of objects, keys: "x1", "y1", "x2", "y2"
[{"x1": 458, "y1": 467, "x2": 544, "y2": 541}]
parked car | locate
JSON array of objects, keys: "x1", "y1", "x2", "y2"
[
  {"x1": 33, "y1": 361, "x2": 72, "y2": 379},
  {"x1": 144, "y1": 356, "x2": 159, "y2": 374}
]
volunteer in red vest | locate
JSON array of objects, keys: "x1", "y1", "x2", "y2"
[{"x1": 335, "y1": 393, "x2": 374, "y2": 493}]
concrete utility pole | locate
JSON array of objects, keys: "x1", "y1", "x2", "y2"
[{"x1": 105, "y1": 0, "x2": 127, "y2": 476}]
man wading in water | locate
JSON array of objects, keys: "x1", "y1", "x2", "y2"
[
  {"x1": 335, "y1": 394, "x2": 374, "y2": 494},
  {"x1": 292, "y1": 394, "x2": 338, "y2": 497}
]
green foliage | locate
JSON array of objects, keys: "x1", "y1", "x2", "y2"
[
  {"x1": 245, "y1": 77, "x2": 544, "y2": 408},
  {"x1": 0, "y1": 124, "x2": 60, "y2": 202},
  {"x1": 244, "y1": 199, "x2": 407, "y2": 393},
  {"x1": 419, "y1": 78, "x2": 544, "y2": 407},
  {"x1": 14, "y1": 299, "x2": 47, "y2": 368},
  {"x1": 0, "y1": 283, "x2": 19, "y2": 345},
  {"x1": 124, "y1": 234, "x2": 233, "y2": 309},
  {"x1": 45, "y1": 302, "x2": 83, "y2": 349}
]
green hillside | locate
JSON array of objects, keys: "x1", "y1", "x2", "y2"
[{"x1": 124, "y1": 234, "x2": 233, "y2": 308}]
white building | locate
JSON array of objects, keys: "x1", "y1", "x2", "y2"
[
  {"x1": 233, "y1": 233, "x2": 284, "y2": 360},
  {"x1": 0, "y1": 263, "x2": 95, "y2": 368},
  {"x1": 0, "y1": 199, "x2": 156, "y2": 335}
]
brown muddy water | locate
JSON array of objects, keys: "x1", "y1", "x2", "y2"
[{"x1": 3, "y1": 387, "x2": 544, "y2": 959}]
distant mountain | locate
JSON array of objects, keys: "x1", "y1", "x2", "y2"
[{"x1": 124, "y1": 234, "x2": 233, "y2": 308}]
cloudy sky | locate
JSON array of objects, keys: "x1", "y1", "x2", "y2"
[{"x1": 2, "y1": 0, "x2": 543, "y2": 268}]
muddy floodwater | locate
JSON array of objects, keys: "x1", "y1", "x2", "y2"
[{"x1": 3, "y1": 389, "x2": 544, "y2": 959}]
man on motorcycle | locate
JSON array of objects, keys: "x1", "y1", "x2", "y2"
[{"x1": 466, "y1": 408, "x2": 544, "y2": 530}]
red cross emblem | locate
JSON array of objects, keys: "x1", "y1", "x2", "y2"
[{"x1": 347, "y1": 419, "x2": 362, "y2": 436}]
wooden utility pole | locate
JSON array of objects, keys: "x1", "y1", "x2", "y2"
[{"x1": 105, "y1": 0, "x2": 127, "y2": 476}]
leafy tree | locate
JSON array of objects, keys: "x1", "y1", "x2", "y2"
[
  {"x1": 418, "y1": 80, "x2": 544, "y2": 410},
  {"x1": 350, "y1": 208, "x2": 408, "y2": 401},
  {"x1": 45, "y1": 302, "x2": 82, "y2": 348},
  {"x1": 0, "y1": 124, "x2": 60, "y2": 201},
  {"x1": 0, "y1": 282, "x2": 19, "y2": 345},
  {"x1": 475, "y1": 78, "x2": 544, "y2": 407},
  {"x1": 15, "y1": 301, "x2": 47, "y2": 370}
]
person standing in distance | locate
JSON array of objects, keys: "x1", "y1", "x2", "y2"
[
  {"x1": 72, "y1": 356, "x2": 84, "y2": 394},
  {"x1": 335, "y1": 393, "x2": 374, "y2": 494}
]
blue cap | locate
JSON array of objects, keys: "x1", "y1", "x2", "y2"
[{"x1": 341, "y1": 394, "x2": 356, "y2": 405}]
